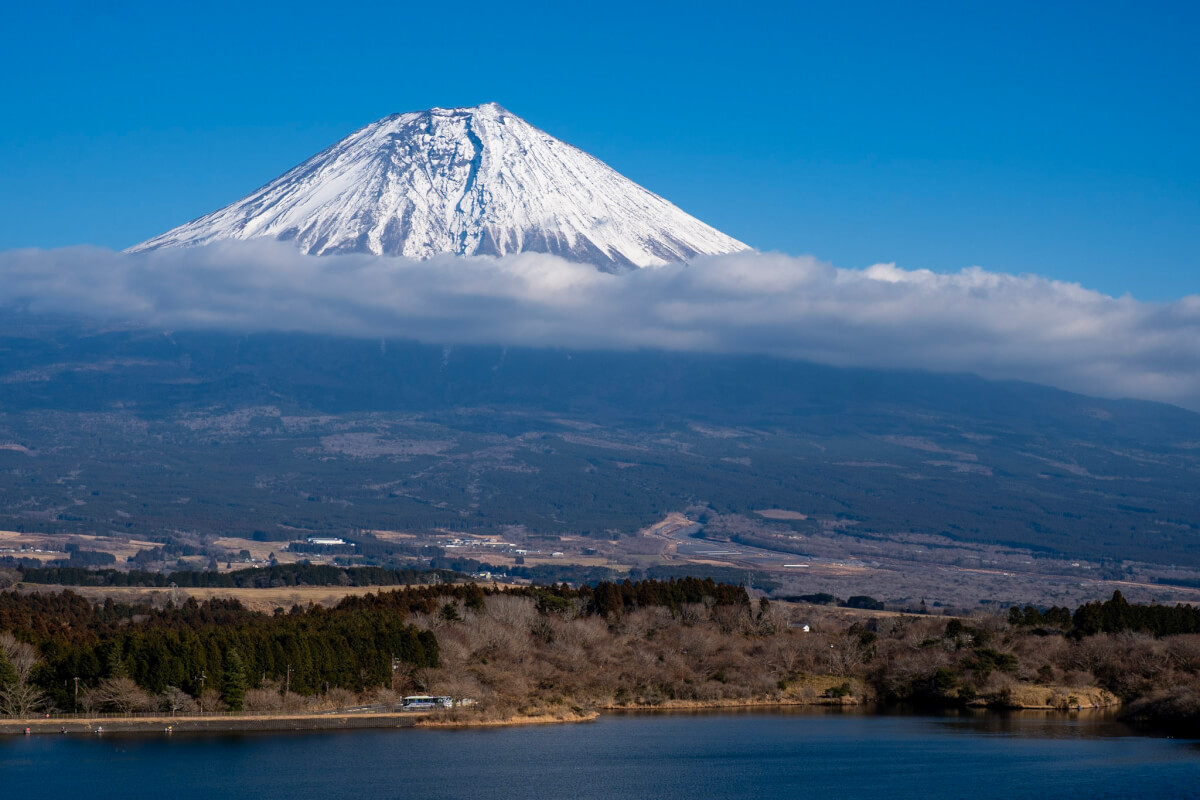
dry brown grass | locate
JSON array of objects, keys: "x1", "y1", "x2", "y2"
[
  {"x1": 640, "y1": 512, "x2": 696, "y2": 538},
  {"x1": 20, "y1": 584, "x2": 394, "y2": 613},
  {"x1": 365, "y1": 530, "x2": 418, "y2": 540},
  {"x1": 469, "y1": 553, "x2": 616, "y2": 569},
  {"x1": 0, "y1": 530, "x2": 159, "y2": 562},
  {"x1": 996, "y1": 684, "x2": 1118, "y2": 709},
  {"x1": 211, "y1": 537, "x2": 305, "y2": 564},
  {"x1": 755, "y1": 510, "x2": 809, "y2": 521},
  {"x1": 415, "y1": 709, "x2": 599, "y2": 728}
]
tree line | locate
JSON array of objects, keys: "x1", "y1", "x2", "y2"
[
  {"x1": 331, "y1": 576, "x2": 751, "y2": 619},
  {"x1": 14, "y1": 563, "x2": 463, "y2": 589},
  {"x1": 0, "y1": 590, "x2": 436, "y2": 715},
  {"x1": 1006, "y1": 591, "x2": 1200, "y2": 636}
]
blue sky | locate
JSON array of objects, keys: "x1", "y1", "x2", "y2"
[{"x1": 2, "y1": 0, "x2": 1197, "y2": 300}]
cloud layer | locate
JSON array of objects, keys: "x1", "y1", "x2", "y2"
[{"x1": 2, "y1": 241, "x2": 1199, "y2": 409}]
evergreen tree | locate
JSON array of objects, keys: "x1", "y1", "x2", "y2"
[
  {"x1": 221, "y1": 649, "x2": 247, "y2": 712},
  {"x1": 0, "y1": 647, "x2": 18, "y2": 691},
  {"x1": 105, "y1": 642, "x2": 129, "y2": 679}
]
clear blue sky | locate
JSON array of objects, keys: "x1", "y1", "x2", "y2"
[{"x1": 2, "y1": 0, "x2": 1197, "y2": 299}]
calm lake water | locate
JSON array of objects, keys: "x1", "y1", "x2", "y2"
[{"x1": 3, "y1": 709, "x2": 1198, "y2": 799}]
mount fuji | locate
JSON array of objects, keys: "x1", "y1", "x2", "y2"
[{"x1": 129, "y1": 103, "x2": 749, "y2": 271}]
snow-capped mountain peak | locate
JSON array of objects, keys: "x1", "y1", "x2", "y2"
[{"x1": 128, "y1": 103, "x2": 749, "y2": 271}]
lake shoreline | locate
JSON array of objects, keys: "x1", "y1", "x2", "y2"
[
  {"x1": 0, "y1": 699, "x2": 1140, "y2": 736},
  {"x1": 1, "y1": 711, "x2": 426, "y2": 735}
]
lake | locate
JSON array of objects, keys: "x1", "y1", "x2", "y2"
[{"x1": 3, "y1": 709, "x2": 1198, "y2": 799}]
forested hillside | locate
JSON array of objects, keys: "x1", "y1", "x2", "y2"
[{"x1": 2, "y1": 326, "x2": 1198, "y2": 570}]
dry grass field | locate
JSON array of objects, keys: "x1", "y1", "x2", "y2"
[
  {"x1": 211, "y1": 537, "x2": 306, "y2": 564},
  {"x1": 21, "y1": 584, "x2": 395, "y2": 613},
  {"x1": 0, "y1": 530, "x2": 160, "y2": 562},
  {"x1": 755, "y1": 509, "x2": 809, "y2": 521},
  {"x1": 365, "y1": 530, "x2": 419, "y2": 541}
]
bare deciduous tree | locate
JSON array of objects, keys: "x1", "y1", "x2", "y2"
[
  {"x1": 198, "y1": 687, "x2": 226, "y2": 713},
  {"x1": 159, "y1": 686, "x2": 198, "y2": 715},
  {"x1": 1167, "y1": 635, "x2": 1200, "y2": 673},
  {"x1": 0, "y1": 681, "x2": 46, "y2": 717},
  {"x1": 767, "y1": 637, "x2": 803, "y2": 679},
  {"x1": 711, "y1": 604, "x2": 747, "y2": 635},
  {"x1": 485, "y1": 595, "x2": 539, "y2": 632},
  {"x1": 0, "y1": 633, "x2": 40, "y2": 684},
  {"x1": 321, "y1": 687, "x2": 357, "y2": 711},
  {"x1": 242, "y1": 688, "x2": 283, "y2": 714},
  {"x1": 0, "y1": 632, "x2": 45, "y2": 717},
  {"x1": 92, "y1": 677, "x2": 153, "y2": 714}
]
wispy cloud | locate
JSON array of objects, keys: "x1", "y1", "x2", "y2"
[{"x1": 3, "y1": 241, "x2": 1199, "y2": 409}]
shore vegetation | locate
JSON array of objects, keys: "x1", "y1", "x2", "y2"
[{"x1": 1, "y1": 582, "x2": 1197, "y2": 732}]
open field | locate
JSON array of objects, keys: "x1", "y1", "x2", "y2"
[
  {"x1": 466, "y1": 552, "x2": 616, "y2": 569},
  {"x1": 0, "y1": 530, "x2": 159, "y2": 562},
  {"x1": 365, "y1": 530, "x2": 418, "y2": 540},
  {"x1": 18, "y1": 584, "x2": 399, "y2": 613},
  {"x1": 755, "y1": 509, "x2": 808, "y2": 521},
  {"x1": 212, "y1": 537, "x2": 308, "y2": 565},
  {"x1": 12, "y1": 581, "x2": 925, "y2": 623}
]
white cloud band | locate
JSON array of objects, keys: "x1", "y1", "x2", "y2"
[{"x1": 3, "y1": 241, "x2": 1199, "y2": 409}]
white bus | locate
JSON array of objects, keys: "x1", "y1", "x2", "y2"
[{"x1": 401, "y1": 695, "x2": 453, "y2": 710}]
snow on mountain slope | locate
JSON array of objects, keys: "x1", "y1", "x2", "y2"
[{"x1": 128, "y1": 103, "x2": 749, "y2": 271}]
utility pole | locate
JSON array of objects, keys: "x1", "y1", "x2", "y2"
[
  {"x1": 284, "y1": 663, "x2": 292, "y2": 697},
  {"x1": 197, "y1": 671, "x2": 206, "y2": 713},
  {"x1": 73, "y1": 676, "x2": 79, "y2": 713}
]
